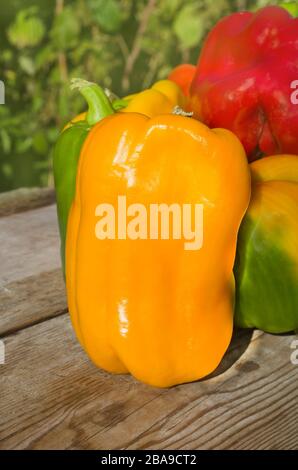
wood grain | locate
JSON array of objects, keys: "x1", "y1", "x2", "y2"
[
  {"x1": 0, "y1": 205, "x2": 66, "y2": 335},
  {"x1": 0, "y1": 203, "x2": 297, "y2": 450},
  {"x1": 0, "y1": 313, "x2": 296, "y2": 450},
  {"x1": 0, "y1": 187, "x2": 55, "y2": 217},
  {"x1": 0, "y1": 269, "x2": 66, "y2": 337}
]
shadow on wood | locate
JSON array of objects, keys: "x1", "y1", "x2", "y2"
[{"x1": 203, "y1": 328, "x2": 254, "y2": 380}]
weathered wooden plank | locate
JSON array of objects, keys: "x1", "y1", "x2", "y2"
[
  {"x1": 0, "y1": 188, "x2": 55, "y2": 217},
  {"x1": 0, "y1": 269, "x2": 66, "y2": 337},
  {"x1": 0, "y1": 205, "x2": 66, "y2": 335},
  {"x1": 0, "y1": 313, "x2": 296, "y2": 450},
  {"x1": 0, "y1": 204, "x2": 60, "y2": 285}
]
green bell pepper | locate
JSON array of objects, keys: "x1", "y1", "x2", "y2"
[
  {"x1": 53, "y1": 79, "x2": 115, "y2": 275},
  {"x1": 234, "y1": 155, "x2": 298, "y2": 333}
]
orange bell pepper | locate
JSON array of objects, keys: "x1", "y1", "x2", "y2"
[
  {"x1": 168, "y1": 64, "x2": 196, "y2": 97},
  {"x1": 66, "y1": 113, "x2": 250, "y2": 387}
]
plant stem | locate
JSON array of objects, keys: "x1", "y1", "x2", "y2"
[
  {"x1": 122, "y1": 0, "x2": 156, "y2": 92},
  {"x1": 70, "y1": 78, "x2": 114, "y2": 126}
]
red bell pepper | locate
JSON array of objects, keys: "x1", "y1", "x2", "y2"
[{"x1": 190, "y1": 6, "x2": 298, "y2": 161}]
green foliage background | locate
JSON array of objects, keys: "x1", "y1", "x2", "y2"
[{"x1": 0, "y1": 0, "x2": 280, "y2": 192}]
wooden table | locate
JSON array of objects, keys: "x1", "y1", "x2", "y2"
[{"x1": 0, "y1": 189, "x2": 297, "y2": 450}]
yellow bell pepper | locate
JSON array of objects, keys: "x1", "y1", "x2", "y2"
[
  {"x1": 122, "y1": 80, "x2": 185, "y2": 117},
  {"x1": 64, "y1": 79, "x2": 184, "y2": 130},
  {"x1": 66, "y1": 113, "x2": 250, "y2": 387},
  {"x1": 250, "y1": 154, "x2": 298, "y2": 184},
  {"x1": 57, "y1": 79, "x2": 184, "y2": 274}
]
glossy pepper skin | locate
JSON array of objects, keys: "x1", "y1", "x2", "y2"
[
  {"x1": 66, "y1": 113, "x2": 250, "y2": 387},
  {"x1": 234, "y1": 155, "x2": 298, "y2": 333},
  {"x1": 53, "y1": 79, "x2": 184, "y2": 274},
  {"x1": 190, "y1": 6, "x2": 298, "y2": 161}
]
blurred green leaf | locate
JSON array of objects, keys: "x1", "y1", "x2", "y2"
[
  {"x1": 7, "y1": 7, "x2": 45, "y2": 48},
  {"x1": 2, "y1": 49, "x2": 13, "y2": 62},
  {"x1": 47, "y1": 128, "x2": 60, "y2": 143},
  {"x1": 173, "y1": 4, "x2": 204, "y2": 49},
  {"x1": 16, "y1": 137, "x2": 32, "y2": 154},
  {"x1": 279, "y1": 1, "x2": 298, "y2": 16},
  {"x1": 58, "y1": 85, "x2": 76, "y2": 121},
  {"x1": 160, "y1": 0, "x2": 183, "y2": 19},
  {"x1": 33, "y1": 131, "x2": 49, "y2": 155},
  {"x1": 34, "y1": 160, "x2": 51, "y2": 169},
  {"x1": 35, "y1": 45, "x2": 56, "y2": 70},
  {"x1": 51, "y1": 6, "x2": 80, "y2": 50},
  {"x1": 88, "y1": 0, "x2": 123, "y2": 33},
  {"x1": 0, "y1": 130, "x2": 12, "y2": 154},
  {"x1": 2, "y1": 163, "x2": 13, "y2": 179},
  {"x1": 19, "y1": 55, "x2": 35, "y2": 75},
  {"x1": 4, "y1": 70, "x2": 16, "y2": 82},
  {"x1": 32, "y1": 95, "x2": 43, "y2": 113}
]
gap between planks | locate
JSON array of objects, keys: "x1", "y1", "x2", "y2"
[
  {"x1": 0, "y1": 203, "x2": 66, "y2": 337},
  {"x1": 0, "y1": 313, "x2": 296, "y2": 450},
  {"x1": 0, "y1": 187, "x2": 55, "y2": 218}
]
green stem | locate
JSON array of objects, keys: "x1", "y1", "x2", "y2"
[{"x1": 70, "y1": 78, "x2": 114, "y2": 126}]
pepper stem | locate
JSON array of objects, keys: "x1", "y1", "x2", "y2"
[{"x1": 70, "y1": 78, "x2": 114, "y2": 126}]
